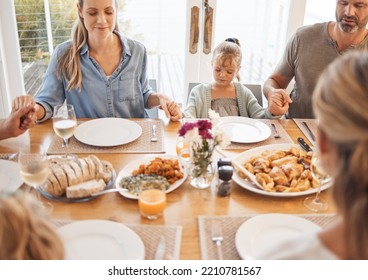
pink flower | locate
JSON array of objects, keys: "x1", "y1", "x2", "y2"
[{"x1": 178, "y1": 120, "x2": 213, "y2": 140}]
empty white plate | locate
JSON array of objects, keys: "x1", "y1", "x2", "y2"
[
  {"x1": 219, "y1": 116, "x2": 271, "y2": 143},
  {"x1": 0, "y1": 159, "x2": 23, "y2": 193},
  {"x1": 235, "y1": 213, "x2": 321, "y2": 259},
  {"x1": 74, "y1": 118, "x2": 142, "y2": 147},
  {"x1": 57, "y1": 220, "x2": 145, "y2": 260}
]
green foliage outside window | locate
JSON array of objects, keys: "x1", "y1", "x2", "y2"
[{"x1": 14, "y1": 0, "x2": 134, "y2": 63}]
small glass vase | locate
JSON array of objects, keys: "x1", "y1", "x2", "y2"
[{"x1": 189, "y1": 146, "x2": 214, "y2": 189}]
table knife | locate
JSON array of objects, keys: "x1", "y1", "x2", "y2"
[
  {"x1": 297, "y1": 137, "x2": 312, "y2": 152},
  {"x1": 154, "y1": 236, "x2": 166, "y2": 260},
  {"x1": 302, "y1": 121, "x2": 316, "y2": 142}
]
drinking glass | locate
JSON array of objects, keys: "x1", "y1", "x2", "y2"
[
  {"x1": 176, "y1": 136, "x2": 190, "y2": 174},
  {"x1": 19, "y1": 144, "x2": 53, "y2": 213},
  {"x1": 303, "y1": 153, "x2": 329, "y2": 212},
  {"x1": 53, "y1": 104, "x2": 77, "y2": 160},
  {"x1": 138, "y1": 189, "x2": 166, "y2": 220}
]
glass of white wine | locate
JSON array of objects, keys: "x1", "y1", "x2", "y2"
[
  {"x1": 19, "y1": 144, "x2": 53, "y2": 213},
  {"x1": 304, "y1": 153, "x2": 329, "y2": 212},
  {"x1": 53, "y1": 104, "x2": 77, "y2": 160}
]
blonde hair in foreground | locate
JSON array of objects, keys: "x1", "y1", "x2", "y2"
[
  {"x1": 0, "y1": 191, "x2": 64, "y2": 259},
  {"x1": 313, "y1": 51, "x2": 368, "y2": 259}
]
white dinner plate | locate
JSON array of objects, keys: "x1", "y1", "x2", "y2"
[
  {"x1": 232, "y1": 144, "x2": 332, "y2": 197},
  {"x1": 235, "y1": 213, "x2": 321, "y2": 260},
  {"x1": 0, "y1": 159, "x2": 23, "y2": 193},
  {"x1": 74, "y1": 118, "x2": 142, "y2": 147},
  {"x1": 219, "y1": 116, "x2": 271, "y2": 143},
  {"x1": 57, "y1": 220, "x2": 145, "y2": 260},
  {"x1": 115, "y1": 155, "x2": 187, "y2": 199}
]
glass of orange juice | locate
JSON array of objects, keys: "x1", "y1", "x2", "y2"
[
  {"x1": 176, "y1": 136, "x2": 190, "y2": 173},
  {"x1": 138, "y1": 189, "x2": 166, "y2": 220}
]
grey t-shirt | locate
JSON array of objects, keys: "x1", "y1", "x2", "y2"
[{"x1": 276, "y1": 22, "x2": 368, "y2": 118}]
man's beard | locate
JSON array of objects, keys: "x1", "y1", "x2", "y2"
[{"x1": 336, "y1": 13, "x2": 368, "y2": 33}]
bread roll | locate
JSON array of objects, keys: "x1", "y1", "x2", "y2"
[
  {"x1": 68, "y1": 161, "x2": 83, "y2": 183},
  {"x1": 77, "y1": 158, "x2": 91, "y2": 181},
  {"x1": 84, "y1": 157, "x2": 96, "y2": 180},
  {"x1": 51, "y1": 165, "x2": 68, "y2": 193},
  {"x1": 88, "y1": 155, "x2": 104, "y2": 180},
  {"x1": 66, "y1": 179, "x2": 106, "y2": 198},
  {"x1": 44, "y1": 156, "x2": 114, "y2": 198}
]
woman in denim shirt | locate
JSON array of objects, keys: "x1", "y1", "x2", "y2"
[{"x1": 26, "y1": 0, "x2": 182, "y2": 122}]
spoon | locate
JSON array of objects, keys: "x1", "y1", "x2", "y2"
[
  {"x1": 151, "y1": 124, "x2": 158, "y2": 142},
  {"x1": 91, "y1": 188, "x2": 128, "y2": 197}
]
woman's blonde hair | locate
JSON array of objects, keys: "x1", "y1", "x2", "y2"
[
  {"x1": 0, "y1": 191, "x2": 64, "y2": 259},
  {"x1": 313, "y1": 51, "x2": 368, "y2": 259},
  {"x1": 212, "y1": 38, "x2": 242, "y2": 81},
  {"x1": 57, "y1": 0, "x2": 119, "y2": 91}
]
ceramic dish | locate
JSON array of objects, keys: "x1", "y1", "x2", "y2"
[
  {"x1": 115, "y1": 155, "x2": 187, "y2": 199},
  {"x1": 74, "y1": 118, "x2": 142, "y2": 147},
  {"x1": 218, "y1": 116, "x2": 271, "y2": 143},
  {"x1": 235, "y1": 213, "x2": 321, "y2": 259},
  {"x1": 57, "y1": 220, "x2": 145, "y2": 260}
]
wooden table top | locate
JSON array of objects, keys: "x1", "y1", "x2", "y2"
[{"x1": 0, "y1": 118, "x2": 336, "y2": 260}]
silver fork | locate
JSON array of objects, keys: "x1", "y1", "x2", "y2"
[
  {"x1": 271, "y1": 123, "x2": 281, "y2": 139},
  {"x1": 151, "y1": 124, "x2": 158, "y2": 142},
  {"x1": 211, "y1": 220, "x2": 223, "y2": 260}
]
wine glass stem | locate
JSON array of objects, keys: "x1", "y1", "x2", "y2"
[
  {"x1": 314, "y1": 179, "x2": 323, "y2": 202},
  {"x1": 64, "y1": 138, "x2": 69, "y2": 157}
]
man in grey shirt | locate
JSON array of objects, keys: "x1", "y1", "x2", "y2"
[{"x1": 263, "y1": 0, "x2": 368, "y2": 118}]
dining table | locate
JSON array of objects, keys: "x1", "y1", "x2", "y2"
[{"x1": 0, "y1": 117, "x2": 337, "y2": 260}]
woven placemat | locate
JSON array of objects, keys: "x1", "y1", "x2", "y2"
[
  {"x1": 47, "y1": 119, "x2": 165, "y2": 154},
  {"x1": 198, "y1": 214, "x2": 337, "y2": 260},
  {"x1": 223, "y1": 119, "x2": 293, "y2": 150},
  {"x1": 54, "y1": 219, "x2": 182, "y2": 260},
  {"x1": 0, "y1": 154, "x2": 16, "y2": 160},
  {"x1": 293, "y1": 119, "x2": 317, "y2": 145}
]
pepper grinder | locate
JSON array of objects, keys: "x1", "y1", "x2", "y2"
[
  {"x1": 217, "y1": 165, "x2": 234, "y2": 197},
  {"x1": 215, "y1": 158, "x2": 231, "y2": 188}
]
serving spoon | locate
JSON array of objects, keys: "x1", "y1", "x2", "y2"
[{"x1": 91, "y1": 188, "x2": 128, "y2": 197}]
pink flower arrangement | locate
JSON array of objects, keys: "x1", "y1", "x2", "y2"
[{"x1": 178, "y1": 110, "x2": 230, "y2": 178}]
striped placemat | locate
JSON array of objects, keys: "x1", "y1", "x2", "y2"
[
  {"x1": 198, "y1": 214, "x2": 337, "y2": 260},
  {"x1": 54, "y1": 219, "x2": 182, "y2": 260},
  {"x1": 47, "y1": 119, "x2": 165, "y2": 154},
  {"x1": 223, "y1": 119, "x2": 293, "y2": 150},
  {"x1": 293, "y1": 119, "x2": 318, "y2": 146}
]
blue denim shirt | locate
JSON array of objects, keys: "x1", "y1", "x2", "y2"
[{"x1": 35, "y1": 32, "x2": 153, "y2": 121}]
